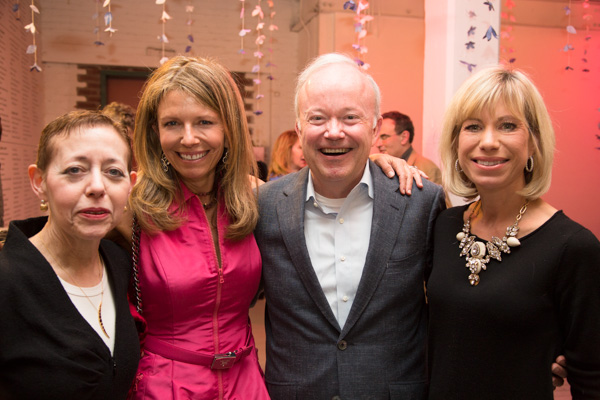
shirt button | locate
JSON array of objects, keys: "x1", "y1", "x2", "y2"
[
  {"x1": 339, "y1": 218, "x2": 344, "y2": 224},
  {"x1": 340, "y1": 256, "x2": 346, "y2": 261},
  {"x1": 337, "y1": 340, "x2": 348, "y2": 351},
  {"x1": 342, "y1": 295, "x2": 349, "y2": 302},
  {"x1": 313, "y1": 201, "x2": 318, "y2": 208}
]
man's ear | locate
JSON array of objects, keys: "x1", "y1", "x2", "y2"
[
  {"x1": 371, "y1": 116, "x2": 383, "y2": 147},
  {"x1": 28, "y1": 164, "x2": 46, "y2": 201},
  {"x1": 400, "y1": 130, "x2": 410, "y2": 145}
]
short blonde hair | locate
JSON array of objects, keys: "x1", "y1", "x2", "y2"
[
  {"x1": 440, "y1": 65, "x2": 555, "y2": 200},
  {"x1": 130, "y1": 56, "x2": 258, "y2": 240}
]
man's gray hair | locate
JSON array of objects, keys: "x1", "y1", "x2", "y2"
[{"x1": 294, "y1": 53, "x2": 381, "y2": 128}]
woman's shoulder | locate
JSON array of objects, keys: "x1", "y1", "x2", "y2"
[
  {"x1": 0, "y1": 217, "x2": 47, "y2": 268},
  {"x1": 547, "y1": 211, "x2": 600, "y2": 247}
]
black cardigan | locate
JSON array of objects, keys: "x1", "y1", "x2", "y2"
[{"x1": 0, "y1": 217, "x2": 139, "y2": 400}]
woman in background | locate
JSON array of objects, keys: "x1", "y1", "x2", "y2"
[
  {"x1": 267, "y1": 129, "x2": 306, "y2": 180},
  {"x1": 0, "y1": 111, "x2": 139, "y2": 399},
  {"x1": 427, "y1": 66, "x2": 600, "y2": 399},
  {"x1": 125, "y1": 56, "x2": 269, "y2": 399}
]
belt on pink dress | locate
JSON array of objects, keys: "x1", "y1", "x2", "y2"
[{"x1": 143, "y1": 328, "x2": 254, "y2": 370}]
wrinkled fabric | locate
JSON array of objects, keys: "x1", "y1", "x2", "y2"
[{"x1": 130, "y1": 184, "x2": 269, "y2": 400}]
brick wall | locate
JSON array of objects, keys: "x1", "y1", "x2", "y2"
[{"x1": 39, "y1": 0, "x2": 302, "y2": 149}]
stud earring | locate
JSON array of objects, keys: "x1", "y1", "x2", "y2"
[
  {"x1": 40, "y1": 199, "x2": 48, "y2": 211},
  {"x1": 161, "y1": 153, "x2": 170, "y2": 173}
]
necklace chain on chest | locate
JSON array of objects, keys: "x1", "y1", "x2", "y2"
[
  {"x1": 40, "y1": 236, "x2": 110, "y2": 338},
  {"x1": 456, "y1": 200, "x2": 529, "y2": 286}
]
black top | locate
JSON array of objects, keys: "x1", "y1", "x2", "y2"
[
  {"x1": 427, "y1": 206, "x2": 600, "y2": 400},
  {"x1": 0, "y1": 217, "x2": 139, "y2": 400}
]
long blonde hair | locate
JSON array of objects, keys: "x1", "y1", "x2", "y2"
[{"x1": 130, "y1": 56, "x2": 258, "y2": 240}]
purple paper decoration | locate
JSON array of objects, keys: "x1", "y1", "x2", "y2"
[{"x1": 343, "y1": 0, "x2": 371, "y2": 70}]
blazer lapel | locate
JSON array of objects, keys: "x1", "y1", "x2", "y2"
[
  {"x1": 340, "y1": 161, "x2": 407, "y2": 337},
  {"x1": 277, "y1": 169, "x2": 341, "y2": 331}
]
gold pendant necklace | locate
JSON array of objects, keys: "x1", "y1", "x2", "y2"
[
  {"x1": 39, "y1": 237, "x2": 110, "y2": 338},
  {"x1": 456, "y1": 200, "x2": 529, "y2": 286}
]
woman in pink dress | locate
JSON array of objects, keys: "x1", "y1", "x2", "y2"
[{"x1": 125, "y1": 56, "x2": 269, "y2": 399}]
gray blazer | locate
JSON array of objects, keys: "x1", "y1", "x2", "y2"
[{"x1": 255, "y1": 161, "x2": 446, "y2": 400}]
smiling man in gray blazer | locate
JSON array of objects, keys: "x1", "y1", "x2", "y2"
[{"x1": 254, "y1": 53, "x2": 445, "y2": 400}]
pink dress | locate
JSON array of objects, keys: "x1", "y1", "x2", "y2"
[{"x1": 130, "y1": 184, "x2": 269, "y2": 399}]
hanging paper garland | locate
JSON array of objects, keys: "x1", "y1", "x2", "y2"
[
  {"x1": 93, "y1": 0, "x2": 105, "y2": 46},
  {"x1": 103, "y1": 0, "x2": 117, "y2": 36},
  {"x1": 239, "y1": 0, "x2": 251, "y2": 55},
  {"x1": 581, "y1": 0, "x2": 591, "y2": 73},
  {"x1": 459, "y1": 10, "x2": 478, "y2": 72},
  {"x1": 458, "y1": 1, "x2": 499, "y2": 73},
  {"x1": 157, "y1": 0, "x2": 170, "y2": 65},
  {"x1": 563, "y1": 1, "x2": 576, "y2": 71},
  {"x1": 265, "y1": 0, "x2": 277, "y2": 82},
  {"x1": 252, "y1": 0, "x2": 265, "y2": 116},
  {"x1": 185, "y1": 1, "x2": 194, "y2": 54},
  {"x1": 24, "y1": 0, "x2": 41, "y2": 72},
  {"x1": 343, "y1": 0, "x2": 372, "y2": 70},
  {"x1": 482, "y1": 0, "x2": 498, "y2": 42},
  {"x1": 12, "y1": 0, "x2": 21, "y2": 20}
]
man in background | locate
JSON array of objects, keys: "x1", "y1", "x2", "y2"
[{"x1": 376, "y1": 111, "x2": 442, "y2": 185}]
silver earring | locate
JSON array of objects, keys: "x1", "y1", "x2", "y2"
[
  {"x1": 161, "y1": 153, "x2": 170, "y2": 173},
  {"x1": 455, "y1": 159, "x2": 463, "y2": 173},
  {"x1": 222, "y1": 148, "x2": 229, "y2": 165},
  {"x1": 525, "y1": 156, "x2": 534, "y2": 173}
]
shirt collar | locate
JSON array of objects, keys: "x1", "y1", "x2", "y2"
[
  {"x1": 180, "y1": 180, "x2": 198, "y2": 203},
  {"x1": 400, "y1": 145, "x2": 413, "y2": 161},
  {"x1": 305, "y1": 160, "x2": 374, "y2": 202}
]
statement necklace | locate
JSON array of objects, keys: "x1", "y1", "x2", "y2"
[
  {"x1": 456, "y1": 200, "x2": 529, "y2": 286},
  {"x1": 40, "y1": 238, "x2": 110, "y2": 338}
]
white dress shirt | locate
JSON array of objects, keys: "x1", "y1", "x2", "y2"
[{"x1": 304, "y1": 162, "x2": 374, "y2": 329}]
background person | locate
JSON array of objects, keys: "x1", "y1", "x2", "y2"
[
  {"x1": 102, "y1": 102, "x2": 137, "y2": 171},
  {"x1": 0, "y1": 111, "x2": 139, "y2": 399},
  {"x1": 267, "y1": 129, "x2": 306, "y2": 180},
  {"x1": 102, "y1": 102, "x2": 135, "y2": 140},
  {"x1": 375, "y1": 111, "x2": 442, "y2": 184},
  {"x1": 125, "y1": 56, "x2": 269, "y2": 399},
  {"x1": 427, "y1": 65, "x2": 600, "y2": 399}
]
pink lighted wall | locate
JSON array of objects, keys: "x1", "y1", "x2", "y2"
[{"x1": 504, "y1": 26, "x2": 600, "y2": 238}]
